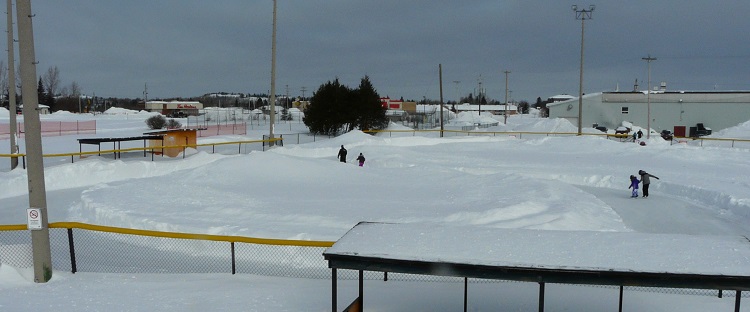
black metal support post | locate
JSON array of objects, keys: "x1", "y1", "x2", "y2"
[
  {"x1": 538, "y1": 282, "x2": 545, "y2": 312},
  {"x1": 67, "y1": 228, "x2": 77, "y2": 273},
  {"x1": 230, "y1": 242, "x2": 236, "y2": 274},
  {"x1": 619, "y1": 285, "x2": 624, "y2": 312},
  {"x1": 332, "y1": 268, "x2": 337, "y2": 312},
  {"x1": 735, "y1": 290, "x2": 741, "y2": 312},
  {"x1": 464, "y1": 277, "x2": 468, "y2": 312},
  {"x1": 359, "y1": 270, "x2": 364, "y2": 311}
]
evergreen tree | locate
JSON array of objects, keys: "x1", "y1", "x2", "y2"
[
  {"x1": 304, "y1": 76, "x2": 387, "y2": 135},
  {"x1": 36, "y1": 77, "x2": 54, "y2": 109},
  {"x1": 518, "y1": 101, "x2": 530, "y2": 114},
  {"x1": 304, "y1": 79, "x2": 351, "y2": 135},
  {"x1": 352, "y1": 76, "x2": 387, "y2": 131}
]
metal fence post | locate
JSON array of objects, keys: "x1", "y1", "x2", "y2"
[
  {"x1": 67, "y1": 228, "x2": 77, "y2": 273},
  {"x1": 231, "y1": 242, "x2": 236, "y2": 274},
  {"x1": 735, "y1": 290, "x2": 741, "y2": 312},
  {"x1": 332, "y1": 268, "x2": 337, "y2": 312},
  {"x1": 538, "y1": 282, "x2": 545, "y2": 312}
]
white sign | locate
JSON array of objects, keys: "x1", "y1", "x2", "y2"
[{"x1": 27, "y1": 208, "x2": 43, "y2": 230}]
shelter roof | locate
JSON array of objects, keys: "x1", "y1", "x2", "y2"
[{"x1": 324, "y1": 222, "x2": 750, "y2": 290}]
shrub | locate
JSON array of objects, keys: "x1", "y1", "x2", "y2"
[
  {"x1": 166, "y1": 119, "x2": 182, "y2": 129},
  {"x1": 146, "y1": 115, "x2": 167, "y2": 129}
]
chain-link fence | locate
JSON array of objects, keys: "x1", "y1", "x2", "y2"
[{"x1": 1, "y1": 223, "x2": 747, "y2": 300}]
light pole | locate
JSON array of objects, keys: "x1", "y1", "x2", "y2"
[
  {"x1": 504, "y1": 70, "x2": 510, "y2": 124},
  {"x1": 438, "y1": 64, "x2": 445, "y2": 137},
  {"x1": 17, "y1": 0, "x2": 53, "y2": 283},
  {"x1": 572, "y1": 4, "x2": 595, "y2": 135},
  {"x1": 7, "y1": 0, "x2": 18, "y2": 170},
  {"x1": 642, "y1": 54, "x2": 656, "y2": 139},
  {"x1": 268, "y1": 0, "x2": 277, "y2": 146}
]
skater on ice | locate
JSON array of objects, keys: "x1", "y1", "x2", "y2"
[
  {"x1": 337, "y1": 145, "x2": 347, "y2": 163},
  {"x1": 638, "y1": 170, "x2": 659, "y2": 198},
  {"x1": 628, "y1": 175, "x2": 640, "y2": 198},
  {"x1": 356, "y1": 153, "x2": 365, "y2": 167}
]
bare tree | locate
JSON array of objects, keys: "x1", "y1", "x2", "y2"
[
  {"x1": 59, "y1": 86, "x2": 69, "y2": 97},
  {"x1": 15, "y1": 66, "x2": 21, "y2": 93},
  {"x1": 42, "y1": 66, "x2": 60, "y2": 96},
  {"x1": 69, "y1": 81, "x2": 81, "y2": 97}
]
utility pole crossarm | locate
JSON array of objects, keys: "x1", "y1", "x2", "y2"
[
  {"x1": 642, "y1": 54, "x2": 657, "y2": 139},
  {"x1": 572, "y1": 4, "x2": 595, "y2": 135}
]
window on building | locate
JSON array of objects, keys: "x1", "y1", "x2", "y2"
[{"x1": 621, "y1": 107, "x2": 629, "y2": 114}]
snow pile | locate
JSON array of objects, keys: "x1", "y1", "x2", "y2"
[
  {"x1": 508, "y1": 116, "x2": 578, "y2": 133},
  {"x1": 104, "y1": 107, "x2": 150, "y2": 115},
  {"x1": 447, "y1": 111, "x2": 501, "y2": 127},
  {"x1": 711, "y1": 119, "x2": 750, "y2": 139}
]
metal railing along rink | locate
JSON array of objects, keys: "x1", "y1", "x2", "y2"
[{"x1": 0, "y1": 222, "x2": 746, "y2": 303}]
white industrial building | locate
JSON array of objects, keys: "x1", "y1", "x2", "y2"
[{"x1": 548, "y1": 90, "x2": 750, "y2": 136}]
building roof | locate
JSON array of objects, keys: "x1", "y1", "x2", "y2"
[
  {"x1": 324, "y1": 222, "x2": 750, "y2": 290},
  {"x1": 78, "y1": 136, "x2": 164, "y2": 145}
]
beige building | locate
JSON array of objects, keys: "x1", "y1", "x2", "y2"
[{"x1": 145, "y1": 101, "x2": 203, "y2": 117}]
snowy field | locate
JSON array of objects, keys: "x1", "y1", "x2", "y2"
[{"x1": 1, "y1": 107, "x2": 749, "y2": 311}]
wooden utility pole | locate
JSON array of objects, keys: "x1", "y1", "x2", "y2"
[
  {"x1": 268, "y1": 0, "x2": 277, "y2": 146},
  {"x1": 504, "y1": 70, "x2": 511, "y2": 124},
  {"x1": 438, "y1": 64, "x2": 444, "y2": 137},
  {"x1": 642, "y1": 55, "x2": 656, "y2": 139},
  {"x1": 17, "y1": 0, "x2": 52, "y2": 283}
]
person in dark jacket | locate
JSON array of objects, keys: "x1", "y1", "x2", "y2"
[
  {"x1": 356, "y1": 153, "x2": 365, "y2": 167},
  {"x1": 638, "y1": 170, "x2": 659, "y2": 198},
  {"x1": 337, "y1": 145, "x2": 347, "y2": 163}
]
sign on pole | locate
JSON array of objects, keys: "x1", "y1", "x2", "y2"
[{"x1": 27, "y1": 208, "x2": 43, "y2": 230}]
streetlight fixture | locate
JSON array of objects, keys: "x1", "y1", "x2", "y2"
[
  {"x1": 642, "y1": 54, "x2": 656, "y2": 139},
  {"x1": 572, "y1": 4, "x2": 595, "y2": 135}
]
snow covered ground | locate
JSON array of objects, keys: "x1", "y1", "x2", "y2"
[{"x1": 1, "y1": 108, "x2": 749, "y2": 311}]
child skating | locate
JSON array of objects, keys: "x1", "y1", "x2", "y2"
[{"x1": 628, "y1": 175, "x2": 640, "y2": 198}]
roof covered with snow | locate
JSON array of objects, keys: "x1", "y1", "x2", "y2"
[{"x1": 326, "y1": 222, "x2": 750, "y2": 279}]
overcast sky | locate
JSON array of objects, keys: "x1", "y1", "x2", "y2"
[{"x1": 4, "y1": 0, "x2": 749, "y2": 102}]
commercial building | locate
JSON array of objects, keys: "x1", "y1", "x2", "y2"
[
  {"x1": 548, "y1": 90, "x2": 750, "y2": 134},
  {"x1": 145, "y1": 101, "x2": 203, "y2": 117}
]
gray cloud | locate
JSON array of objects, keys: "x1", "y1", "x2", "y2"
[{"x1": 6, "y1": 0, "x2": 749, "y2": 102}]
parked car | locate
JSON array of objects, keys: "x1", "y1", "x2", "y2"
[
  {"x1": 592, "y1": 123, "x2": 607, "y2": 133},
  {"x1": 614, "y1": 126, "x2": 630, "y2": 135},
  {"x1": 660, "y1": 130, "x2": 673, "y2": 141},
  {"x1": 689, "y1": 123, "x2": 712, "y2": 137}
]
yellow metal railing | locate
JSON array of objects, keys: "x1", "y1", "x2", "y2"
[
  {"x1": 0, "y1": 137, "x2": 284, "y2": 168},
  {"x1": 0, "y1": 221, "x2": 334, "y2": 276},
  {"x1": 0, "y1": 221, "x2": 334, "y2": 247}
]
